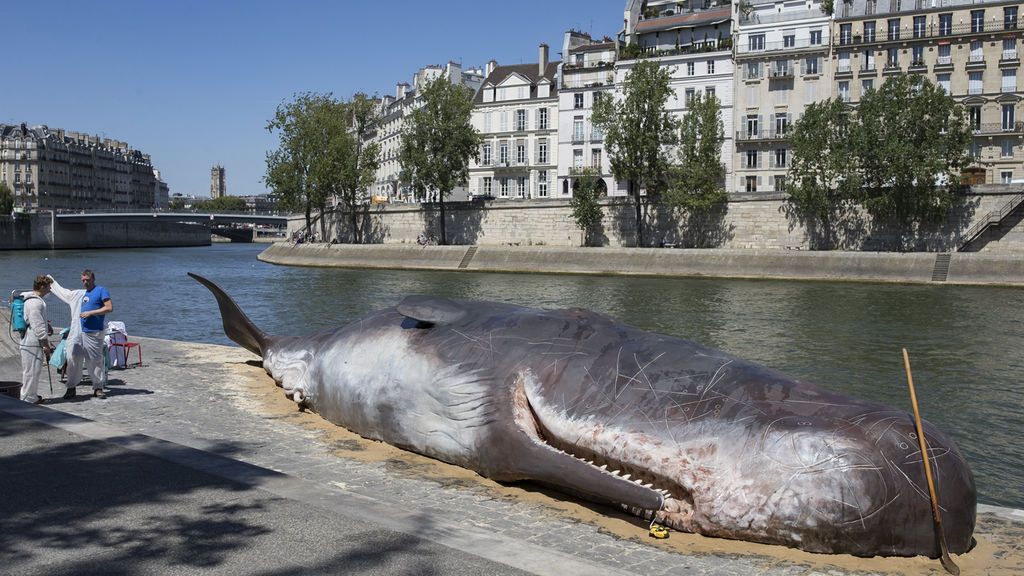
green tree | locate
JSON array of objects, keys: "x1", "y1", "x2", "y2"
[
  {"x1": 318, "y1": 93, "x2": 380, "y2": 243},
  {"x1": 569, "y1": 167, "x2": 605, "y2": 246},
  {"x1": 666, "y1": 91, "x2": 726, "y2": 213},
  {"x1": 787, "y1": 98, "x2": 860, "y2": 246},
  {"x1": 265, "y1": 92, "x2": 340, "y2": 241},
  {"x1": 592, "y1": 59, "x2": 678, "y2": 247},
  {"x1": 399, "y1": 78, "x2": 481, "y2": 245},
  {"x1": 854, "y1": 74, "x2": 971, "y2": 225},
  {"x1": 0, "y1": 182, "x2": 13, "y2": 215},
  {"x1": 202, "y1": 195, "x2": 247, "y2": 211}
]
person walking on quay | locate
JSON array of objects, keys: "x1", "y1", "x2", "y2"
[
  {"x1": 19, "y1": 275, "x2": 53, "y2": 405},
  {"x1": 48, "y1": 269, "x2": 113, "y2": 399}
]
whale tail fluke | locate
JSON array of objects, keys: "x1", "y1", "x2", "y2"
[{"x1": 188, "y1": 272, "x2": 269, "y2": 357}]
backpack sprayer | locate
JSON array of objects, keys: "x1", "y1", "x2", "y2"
[{"x1": 8, "y1": 290, "x2": 54, "y2": 395}]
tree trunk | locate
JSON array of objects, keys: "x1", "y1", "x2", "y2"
[
  {"x1": 632, "y1": 180, "x2": 645, "y2": 247},
  {"x1": 439, "y1": 195, "x2": 448, "y2": 245},
  {"x1": 351, "y1": 206, "x2": 359, "y2": 244},
  {"x1": 304, "y1": 204, "x2": 312, "y2": 237}
]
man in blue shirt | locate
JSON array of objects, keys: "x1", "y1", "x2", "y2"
[{"x1": 59, "y1": 269, "x2": 113, "y2": 399}]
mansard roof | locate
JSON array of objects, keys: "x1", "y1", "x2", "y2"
[
  {"x1": 474, "y1": 62, "x2": 561, "y2": 104},
  {"x1": 635, "y1": 6, "x2": 731, "y2": 33}
]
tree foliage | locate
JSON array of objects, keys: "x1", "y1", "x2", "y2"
[
  {"x1": 568, "y1": 167, "x2": 604, "y2": 246},
  {"x1": 788, "y1": 74, "x2": 971, "y2": 241},
  {"x1": 666, "y1": 91, "x2": 726, "y2": 213},
  {"x1": 787, "y1": 98, "x2": 859, "y2": 239},
  {"x1": 399, "y1": 78, "x2": 481, "y2": 245},
  {"x1": 0, "y1": 182, "x2": 13, "y2": 215},
  {"x1": 197, "y1": 195, "x2": 247, "y2": 211},
  {"x1": 330, "y1": 93, "x2": 380, "y2": 243},
  {"x1": 854, "y1": 74, "x2": 971, "y2": 224},
  {"x1": 592, "y1": 60, "x2": 678, "y2": 246}
]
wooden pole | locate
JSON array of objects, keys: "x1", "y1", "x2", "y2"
[{"x1": 902, "y1": 348, "x2": 959, "y2": 576}]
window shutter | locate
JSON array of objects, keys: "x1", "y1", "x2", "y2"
[{"x1": 757, "y1": 176, "x2": 762, "y2": 185}]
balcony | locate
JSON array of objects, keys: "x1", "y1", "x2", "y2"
[
  {"x1": 883, "y1": 62, "x2": 902, "y2": 75},
  {"x1": 769, "y1": 66, "x2": 794, "y2": 80},
  {"x1": 935, "y1": 55, "x2": 954, "y2": 69},
  {"x1": 735, "y1": 128, "x2": 790, "y2": 141},
  {"x1": 860, "y1": 63, "x2": 877, "y2": 76},
  {"x1": 834, "y1": 18, "x2": 1024, "y2": 47},
  {"x1": 737, "y1": 37, "x2": 825, "y2": 56},
  {"x1": 974, "y1": 122, "x2": 1024, "y2": 135},
  {"x1": 966, "y1": 54, "x2": 986, "y2": 68},
  {"x1": 1000, "y1": 51, "x2": 1020, "y2": 66},
  {"x1": 590, "y1": 131, "x2": 604, "y2": 142},
  {"x1": 571, "y1": 134, "x2": 585, "y2": 144},
  {"x1": 909, "y1": 59, "x2": 927, "y2": 71},
  {"x1": 967, "y1": 86, "x2": 985, "y2": 95},
  {"x1": 836, "y1": 64, "x2": 854, "y2": 77}
]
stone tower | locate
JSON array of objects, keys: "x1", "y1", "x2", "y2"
[{"x1": 210, "y1": 164, "x2": 226, "y2": 199}]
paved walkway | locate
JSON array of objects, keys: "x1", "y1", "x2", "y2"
[{"x1": 1, "y1": 337, "x2": 1021, "y2": 575}]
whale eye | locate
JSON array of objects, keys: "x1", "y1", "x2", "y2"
[{"x1": 400, "y1": 317, "x2": 435, "y2": 330}]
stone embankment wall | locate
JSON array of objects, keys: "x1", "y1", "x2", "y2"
[
  {"x1": 259, "y1": 243, "x2": 1024, "y2": 286},
  {"x1": 290, "y1": 187, "x2": 1024, "y2": 253},
  {"x1": 0, "y1": 214, "x2": 210, "y2": 250}
]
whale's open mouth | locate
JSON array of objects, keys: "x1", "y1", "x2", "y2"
[{"x1": 511, "y1": 372, "x2": 697, "y2": 531}]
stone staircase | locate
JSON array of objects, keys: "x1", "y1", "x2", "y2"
[
  {"x1": 931, "y1": 253, "x2": 951, "y2": 282},
  {"x1": 959, "y1": 192, "x2": 1024, "y2": 251}
]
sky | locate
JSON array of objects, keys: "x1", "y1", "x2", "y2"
[{"x1": 4, "y1": 0, "x2": 627, "y2": 198}]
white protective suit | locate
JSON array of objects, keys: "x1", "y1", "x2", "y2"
[
  {"x1": 48, "y1": 277, "x2": 106, "y2": 390},
  {"x1": 19, "y1": 292, "x2": 50, "y2": 403}
]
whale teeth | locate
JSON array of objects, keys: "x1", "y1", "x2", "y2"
[
  {"x1": 599, "y1": 465, "x2": 608, "y2": 470},
  {"x1": 611, "y1": 469, "x2": 621, "y2": 475},
  {"x1": 621, "y1": 474, "x2": 631, "y2": 480},
  {"x1": 643, "y1": 482, "x2": 654, "y2": 488}
]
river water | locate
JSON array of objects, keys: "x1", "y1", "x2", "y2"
[{"x1": 2, "y1": 243, "x2": 1021, "y2": 509}]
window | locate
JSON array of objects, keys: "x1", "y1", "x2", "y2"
[
  {"x1": 887, "y1": 19, "x2": 900, "y2": 41},
  {"x1": 968, "y1": 106, "x2": 982, "y2": 130},
  {"x1": 1006, "y1": 6, "x2": 1019, "y2": 30},
  {"x1": 886, "y1": 48, "x2": 899, "y2": 68},
  {"x1": 574, "y1": 53, "x2": 584, "y2": 66},
  {"x1": 573, "y1": 119, "x2": 585, "y2": 142},
  {"x1": 500, "y1": 111, "x2": 508, "y2": 132},
  {"x1": 537, "y1": 108, "x2": 549, "y2": 130},
  {"x1": 1003, "y1": 69, "x2": 1017, "y2": 93},
  {"x1": 482, "y1": 143, "x2": 492, "y2": 165},
  {"x1": 516, "y1": 142, "x2": 527, "y2": 164},
  {"x1": 746, "y1": 61, "x2": 761, "y2": 80},
  {"x1": 574, "y1": 93, "x2": 584, "y2": 109},
  {"x1": 840, "y1": 23, "x2": 852, "y2": 44},
  {"x1": 864, "y1": 21, "x2": 876, "y2": 42},
  {"x1": 745, "y1": 149, "x2": 759, "y2": 168},
  {"x1": 971, "y1": 10, "x2": 984, "y2": 33},
  {"x1": 774, "y1": 148, "x2": 787, "y2": 168},
  {"x1": 687, "y1": 62, "x2": 695, "y2": 75},
  {"x1": 573, "y1": 149, "x2": 583, "y2": 168},
  {"x1": 484, "y1": 112, "x2": 492, "y2": 132},
  {"x1": 805, "y1": 56, "x2": 819, "y2": 75},
  {"x1": 913, "y1": 16, "x2": 926, "y2": 38},
  {"x1": 839, "y1": 81, "x2": 850, "y2": 102},
  {"x1": 745, "y1": 176, "x2": 757, "y2": 192},
  {"x1": 685, "y1": 88, "x2": 695, "y2": 106},
  {"x1": 499, "y1": 142, "x2": 509, "y2": 164},
  {"x1": 774, "y1": 175, "x2": 786, "y2": 192},
  {"x1": 838, "y1": 51, "x2": 850, "y2": 73},
  {"x1": 937, "y1": 73, "x2": 951, "y2": 94},
  {"x1": 1002, "y1": 171, "x2": 1014, "y2": 184},
  {"x1": 500, "y1": 178, "x2": 509, "y2": 197},
  {"x1": 810, "y1": 30, "x2": 822, "y2": 45},
  {"x1": 705, "y1": 86, "x2": 715, "y2": 100},
  {"x1": 939, "y1": 13, "x2": 952, "y2": 36},
  {"x1": 970, "y1": 40, "x2": 984, "y2": 63},
  {"x1": 911, "y1": 46, "x2": 924, "y2": 67},
  {"x1": 784, "y1": 34, "x2": 795, "y2": 48},
  {"x1": 862, "y1": 49, "x2": 875, "y2": 71},
  {"x1": 938, "y1": 44, "x2": 952, "y2": 66},
  {"x1": 482, "y1": 177, "x2": 492, "y2": 194},
  {"x1": 1001, "y1": 139, "x2": 1015, "y2": 158},
  {"x1": 538, "y1": 170, "x2": 548, "y2": 197},
  {"x1": 1003, "y1": 38, "x2": 1017, "y2": 61},
  {"x1": 746, "y1": 114, "x2": 759, "y2": 137},
  {"x1": 517, "y1": 177, "x2": 527, "y2": 197},
  {"x1": 749, "y1": 34, "x2": 765, "y2": 51},
  {"x1": 14, "y1": 173, "x2": 20, "y2": 183},
  {"x1": 862, "y1": 79, "x2": 874, "y2": 94},
  {"x1": 515, "y1": 109, "x2": 527, "y2": 131},
  {"x1": 538, "y1": 139, "x2": 548, "y2": 164},
  {"x1": 1002, "y1": 103, "x2": 1016, "y2": 130},
  {"x1": 969, "y1": 71, "x2": 983, "y2": 95},
  {"x1": 591, "y1": 149, "x2": 601, "y2": 168},
  {"x1": 775, "y1": 113, "x2": 789, "y2": 136},
  {"x1": 707, "y1": 60, "x2": 714, "y2": 74}
]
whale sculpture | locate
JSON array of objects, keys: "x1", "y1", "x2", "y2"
[{"x1": 189, "y1": 272, "x2": 975, "y2": 557}]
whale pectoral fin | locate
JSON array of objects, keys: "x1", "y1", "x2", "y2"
[
  {"x1": 509, "y1": 371, "x2": 664, "y2": 512},
  {"x1": 397, "y1": 296, "x2": 468, "y2": 325}
]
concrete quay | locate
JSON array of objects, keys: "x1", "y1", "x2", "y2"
[
  {"x1": 259, "y1": 242, "x2": 1024, "y2": 286},
  {"x1": 1, "y1": 337, "x2": 1021, "y2": 575}
]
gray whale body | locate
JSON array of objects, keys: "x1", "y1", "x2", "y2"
[{"x1": 189, "y1": 272, "x2": 975, "y2": 557}]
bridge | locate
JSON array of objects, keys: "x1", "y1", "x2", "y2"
[{"x1": 52, "y1": 210, "x2": 287, "y2": 226}]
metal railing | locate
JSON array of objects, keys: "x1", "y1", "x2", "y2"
[
  {"x1": 737, "y1": 37, "x2": 826, "y2": 55},
  {"x1": 959, "y1": 191, "x2": 1024, "y2": 250},
  {"x1": 735, "y1": 128, "x2": 791, "y2": 141},
  {"x1": 836, "y1": 18, "x2": 1024, "y2": 46},
  {"x1": 972, "y1": 122, "x2": 1024, "y2": 134}
]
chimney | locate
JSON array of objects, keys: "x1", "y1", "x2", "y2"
[
  {"x1": 539, "y1": 43, "x2": 549, "y2": 77},
  {"x1": 397, "y1": 82, "x2": 408, "y2": 99},
  {"x1": 486, "y1": 59, "x2": 498, "y2": 77},
  {"x1": 446, "y1": 61, "x2": 462, "y2": 85}
]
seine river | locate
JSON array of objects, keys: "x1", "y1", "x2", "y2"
[{"x1": 2, "y1": 243, "x2": 1021, "y2": 509}]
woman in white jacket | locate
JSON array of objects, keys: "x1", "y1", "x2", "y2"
[{"x1": 19, "y1": 276, "x2": 53, "y2": 404}]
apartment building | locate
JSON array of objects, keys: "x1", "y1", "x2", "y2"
[
  {"x1": 369, "y1": 62, "x2": 484, "y2": 203},
  {"x1": 558, "y1": 30, "x2": 618, "y2": 197},
  {"x1": 0, "y1": 123, "x2": 163, "y2": 212},
  {"x1": 734, "y1": 0, "x2": 832, "y2": 194},
  {"x1": 833, "y1": 0, "x2": 1024, "y2": 183},
  {"x1": 619, "y1": 0, "x2": 735, "y2": 195},
  {"x1": 468, "y1": 45, "x2": 560, "y2": 200}
]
